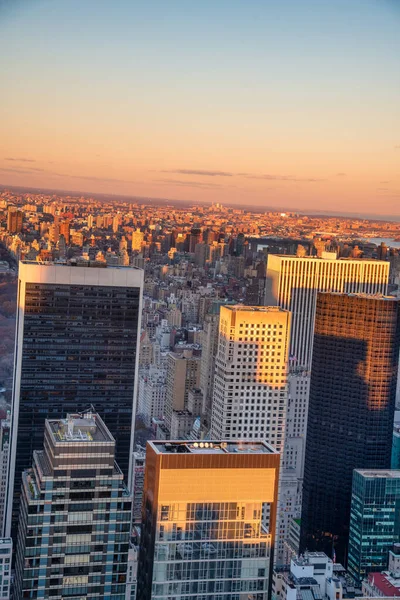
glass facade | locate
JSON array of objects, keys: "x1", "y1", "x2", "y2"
[
  {"x1": 137, "y1": 440, "x2": 280, "y2": 600},
  {"x1": 10, "y1": 268, "x2": 141, "y2": 543},
  {"x1": 348, "y1": 470, "x2": 400, "y2": 586},
  {"x1": 14, "y1": 413, "x2": 131, "y2": 600},
  {"x1": 300, "y1": 293, "x2": 400, "y2": 564},
  {"x1": 150, "y1": 500, "x2": 271, "y2": 599}
]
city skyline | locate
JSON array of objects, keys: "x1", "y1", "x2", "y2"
[{"x1": 1, "y1": 0, "x2": 400, "y2": 216}]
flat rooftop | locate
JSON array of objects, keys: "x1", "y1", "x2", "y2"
[
  {"x1": 47, "y1": 412, "x2": 114, "y2": 445},
  {"x1": 150, "y1": 440, "x2": 278, "y2": 455},
  {"x1": 223, "y1": 305, "x2": 287, "y2": 313},
  {"x1": 355, "y1": 469, "x2": 400, "y2": 478},
  {"x1": 20, "y1": 259, "x2": 141, "y2": 270}
]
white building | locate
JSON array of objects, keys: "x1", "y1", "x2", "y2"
[
  {"x1": 210, "y1": 305, "x2": 290, "y2": 454},
  {"x1": 0, "y1": 538, "x2": 11, "y2": 599},
  {"x1": 137, "y1": 367, "x2": 167, "y2": 427},
  {"x1": 0, "y1": 419, "x2": 10, "y2": 535},
  {"x1": 273, "y1": 552, "x2": 346, "y2": 600},
  {"x1": 265, "y1": 254, "x2": 389, "y2": 370}
]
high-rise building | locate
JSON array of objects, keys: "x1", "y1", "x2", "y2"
[
  {"x1": 7, "y1": 206, "x2": 23, "y2": 234},
  {"x1": 164, "y1": 350, "x2": 200, "y2": 438},
  {"x1": 189, "y1": 226, "x2": 202, "y2": 253},
  {"x1": 132, "y1": 228, "x2": 144, "y2": 252},
  {"x1": 131, "y1": 445, "x2": 146, "y2": 527},
  {"x1": 5, "y1": 261, "x2": 143, "y2": 540},
  {"x1": 200, "y1": 300, "x2": 234, "y2": 432},
  {"x1": 136, "y1": 440, "x2": 280, "y2": 600},
  {"x1": 0, "y1": 418, "x2": 10, "y2": 535},
  {"x1": 348, "y1": 469, "x2": 400, "y2": 586},
  {"x1": 0, "y1": 538, "x2": 11, "y2": 599},
  {"x1": 210, "y1": 305, "x2": 290, "y2": 454},
  {"x1": 393, "y1": 412, "x2": 400, "y2": 469},
  {"x1": 14, "y1": 412, "x2": 131, "y2": 600},
  {"x1": 59, "y1": 220, "x2": 70, "y2": 244},
  {"x1": 265, "y1": 254, "x2": 389, "y2": 369},
  {"x1": 300, "y1": 293, "x2": 400, "y2": 563}
]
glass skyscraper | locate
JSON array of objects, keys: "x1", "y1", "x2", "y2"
[
  {"x1": 137, "y1": 440, "x2": 280, "y2": 600},
  {"x1": 5, "y1": 261, "x2": 143, "y2": 541},
  {"x1": 14, "y1": 412, "x2": 131, "y2": 599},
  {"x1": 300, "y1": 293, "x2": 400, "y2": 564},
  {"x1": 348, "y1": 469, "x2": 400, "y2": 586}
]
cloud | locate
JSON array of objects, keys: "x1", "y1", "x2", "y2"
[
  {"x1": 0, "y1": 167, "x2": 37, "y2": 175},
  {"x1": 336, "y1": 172, "x2": 346, "y2": 177},
  {"x1": 239, "y1": 172, "x2": 325, "y2": 182},
  {"x1": 4, "y1": 157, "x2": 36, "y2": 163},
  {"x1": 161, "y1": 169, "x2": 233, "y2": 177},
  {"x1": 156, "y1": 178, "x2": 220, "y2": 189},
  {"x1": 159, "y1": 168, "x2": 323, "y2": 182},
  {"x1": 394, "y1": 145, "x2": 400, "y2": 149},
  {"x1": 0, "y1": 166, "x2": 137, "y2": 185}
]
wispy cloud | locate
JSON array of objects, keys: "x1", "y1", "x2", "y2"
[
  {"x1": 4, "y1": 157, "x2": 36, "y2": 163},
  {"x1": 239, "y1": 172, "x2": 325, "y2": 182},
  {"x1": 161, "y1": 169, "x2": 233, "y2": 177},
  {"x1": 159, "y1": 168, "x2": 324, "y2": 182},
  {"x1": 157, "y1": 178, "x2": 220, "y2": 189},
  {"x1": 336, "y1": 172, "x2": 346, "y2": 177},
  {"x1": 394, "y1": 145, "x2": 400, "y2": 149}
]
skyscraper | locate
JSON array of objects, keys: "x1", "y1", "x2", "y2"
[
  {"x1": 14, "y1": 412, "x2": 131, "y2": 599},
  {"x1": 136, "y1": 440, "x2": 280, "y2": 600},
  {"x1": 265, "y1": 254, "x2": 389, "y2": 369},
  {"x1": 7, "y1": 206, "x2": 23, "y2": 234},
  {"x1": 300, "y1": 293, "x2": 400, "y2": 563},
  {"x1": 348, "y1": 469, "x2": 400, "y2": 586},
  {"x1": 132, "y1": 228, "x2": 144, "y2": 252},
  {"x1": 0, "y1": 418, "x2": 10, "y2": 535},
  {"x1": 164, "y1": 349, "x2": 201, "y2": 439},
  {"x1": 210, "y1": 305, "x2": 290, "y2": 454},
  {"x1": 5, "y1": 261, "x2": 143, "y2": 539}
]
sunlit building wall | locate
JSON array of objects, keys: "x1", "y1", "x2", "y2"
[
  {"x1": 211, "y1": 305, "x2": 290, "y2": 454},
  {"x1": 136, "y1": 440, "x2": 280, "y2": 600},
  {"x1": 265, "y1": 254, "x2": 389, "y2": 369},
  {"x1": 300, "y1": 293, "x2": 400, "y2": 564}
]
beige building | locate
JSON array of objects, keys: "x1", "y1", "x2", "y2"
[
  {"x1": 265, "y1": 253, "x2": 389, "y2": 369},
  {"x1": 211, "y1": 305, "x2": 290, "y2": 455},
  {"x1": 164, "y1": 350, "x2": 201, "y2": 437}
]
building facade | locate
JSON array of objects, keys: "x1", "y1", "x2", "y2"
[
  {"x1": 5, "y1": 261, "x2": 143, "y2": 540},
  {"x1": 348, "y1": 470, "x2": 400, "y2": 586},
  {"x1": 265, "y1": 254, "x2": 389, "y2": 369},
  {"x1": 14, "y1": 412, "x2": 131, "y2": 600},
  {"x1": 137, "y1": 440, "x2": 280, "y2": 600},
  {"x1": 0, "y1": 538, "x2": 11, "y2": 599},
  {"x1": 0, "y1": 419, "x2": 10, "y2": 535},
  {"x1": 164, "y1": 350, "x2": 200, "y2": 438},
  {"x1": 300, "y1": 293, "x2": 400, "y2": 564},
  {"x1": 211, "y1": 305, "x2": 290, "y2": 454}
]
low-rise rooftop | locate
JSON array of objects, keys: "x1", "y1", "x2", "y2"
[{"x1": 150, "y1": 440, "x2": 278, "y2": 455}]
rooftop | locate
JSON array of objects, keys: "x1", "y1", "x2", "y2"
[
  {"x1": 223, "y1": 305, "x2": 287, "y2": 313},
  {"x1": 21, "y1": 259, "x2": 141, "y2": 270},
  {"x1": 355, "y1": 469, "x2": 400, "y2": 479},
  {"x1": 150, "y1": 440, "x2": 278, "y2": 455},
  {"x1": 47, "y1": 412, "x2": 115, "y2": 445}
]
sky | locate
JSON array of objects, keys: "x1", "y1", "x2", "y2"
[{"x1": 0, "y1": 0, "x2": 399, "y2": 216}]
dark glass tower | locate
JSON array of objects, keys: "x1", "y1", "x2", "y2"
[
  {"x1": 300, "y1": 292, "x2": 400, "y2": 564},
  {"x1": 5, "y1": 261, "x2": 143, "y2": 541}
]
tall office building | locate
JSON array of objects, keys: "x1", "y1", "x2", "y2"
[
  {"x1": 132, "y1": 228, "x2": 144, "y2": 252},
  {"x1": 5, "y1": 261, "x2": 143, "y2": 539},
  {"x1": 136, "y1": 440, "x2": 280, "y2": 600},
  {"x1": 265, "y1": 254, "x2": 389, "y2": 369},
  {"x1": 14, "y1": 412, "x2": 131, "y2": 600},
  {"x1": 348, "y1": 469, "x2": 400, "y2": 586},
  {"x1": 0, "y1": 538, "x2": 11, "y2": 599},
  {"x1": 300, "y1": 293, "x2": 400, "y2": 563},
  {"x1": 7, "y1": 206, "x2": 23, "y2": 234},
  {"x1": 0, "y1": 418, "x2": 10, "y2": 535},
  {"x1": 210, "y1": 305, "x2": 290, "y2": 454},
  {"x1": 164, "y1": 350, "x2": 201, "y2": 439},
  {"x1": 131, "y1": 445, "x2": 146, "y2": 527}
]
